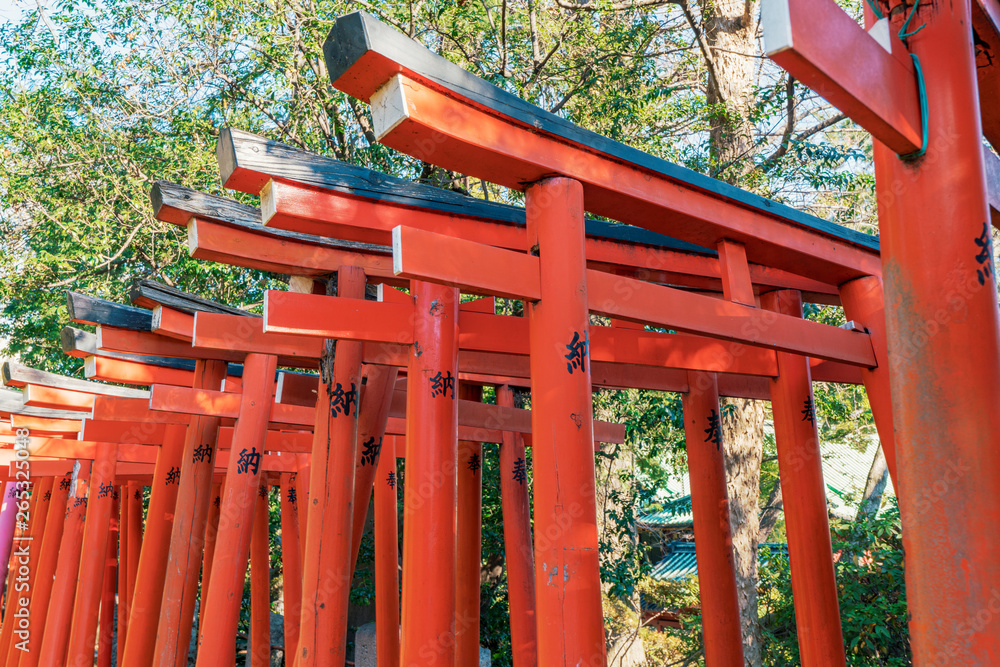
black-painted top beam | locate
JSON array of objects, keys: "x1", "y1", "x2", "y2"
[
  {"x1": 322, "y1": 10, "x2": 879, "y2": 254},
  {"x1": 217, "y1": 127, "x2": 715, "y2": 256}
]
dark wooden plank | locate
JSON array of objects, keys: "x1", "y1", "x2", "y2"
[
  {"x1": 128, "y1": 279, "x2": 257, "y2": 317},
  {"x1": 67, "y1": 291, "x2": 153, "y2": 331},
  {"x1": 2, "y1": 361, "x2": 148, "y2": 398},
  {"x1": 217, "y1": 128, "x2": 714, "y2": 256},
  {"x1": 153, "y1": 180, "x2": 392, "y2": 255},
  {"x1": 323, "y1": 10, "x2": 879, "y2": 254},
  {"x1": 0, "y1": 388, "x2": 88, "y2": 420},
  {"x1": 151, "y1": 180, "x2": 261, "y2": 227},
  {"x1": 60, "y1": 326, "x2": 245, "y2": 378}
]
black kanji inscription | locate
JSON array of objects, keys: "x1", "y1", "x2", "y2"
[
  {"x1": 703, "y1": 409, "x2": 722, "y2": 451},
  {"x1": 360, "y1": 436, "x2": 382, "y2": 467},
  {"x1": 236, "y1": 447, "x2": 262, "y2": 475},
  {"x1": 330, "y1": 382, "x2": 359, "y2": 417},
  {"x1": 429, "y1": 371, "x2": 455, "y2": 399},
  {"x1": 512, "y1": 458, "x2": 527, "y2": 484},
  {"x1": 565, "y1": 331, "x2": 589, "y2": 374}
]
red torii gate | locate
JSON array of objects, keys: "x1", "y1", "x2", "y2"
[
  {"x1": 1, "y1": 5, "x2": 969, "y2": 659},
  {"x1": 761, "y1": 0, "x2": 1000, "y2": 660},
  {"x1": 314, "y1": 11, "x2": 905, "y2": 664}
]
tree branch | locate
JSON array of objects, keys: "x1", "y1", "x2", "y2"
[
  {"x1": 757, "y1": 76, "x2": 796, "y2": 171},
  {"x1": 554, "y1": 0, "x2": 677, "y2": 9},
  {"x1": 678, "y1": 0, "x2": 727, "y2": 106}
]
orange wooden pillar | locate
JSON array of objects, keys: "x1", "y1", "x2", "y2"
[
  {"x1": 456, "y1": 384, "x2": 483, "y2": 663},
  {"x1": 0, "y1": 481, "x2": 29, "y2": 658},
  {"x1": 35, "y1": 477, "x2": 88, "y2": 667},
  {"x1": 16, "y1": 477, "x2": 70, "y2": 667},
  {"x1": 682, "y1": 371, "x2": 744, "y2": 666},
  {"x1": 867, "y1": 0, "x2": 1000, "y2": 658},
  {"x1": 154, "y1": 359, "x2": 228, "y2": 667},
  {"x1": 97, "y1": 489, "x2": 119, "y2": 667},
  {"x1": 374, "y1": 434, "x2": 400, "y2": 667},
  {"x1": 525, "y1": 177, "x2": 605, "y2": 666},
  {"x1": 349, "y1": 364, "x2": 399, "y2": 576},
  {"x1": 121, "y1": 423, "x2": 189, "y2": 666},
  {"x1": 838, "y1": 276, "x2": 898, "y2": 485},
  {"x1": 399, "y1": 280, "x2": 460, "y2": 667},
  {"x1": 295, "y1": 460, "x2": 310, "y2": 569},
  {"x1": 280, "y1": 468, "x2": 302, "y2": 662},
  {"x1": 125, "y1": 481, "x2": 143, "y2": 611},
  {"x1": 0, "y1": 482, "x2": 21, "y2": 616},
  {"x1": 199, "y1": 482, "x2": 222, "y2": 635},
  {"x1": 249, "y1": 482, "x2": 271, "y2": 667},
  {"x1": 2, "y1": 477, "x2": 52, "y2": 660},
  {"x1": 0, "y1": 479, "x2": 45, "y2": 664},
  {"x1": 195, "y1": 352, "x2": 278, "y2": 667},
  {"x1": 296, "y1": 266, "x2": 365, "y2": 667},
  {"x1": 24, "y1": 479, "x2": 54, "y2": 590},
  {"x1": 496, "y1": 385, "x2": 537, "y2": 667},
  {"x1": 67, "y1": 445, "x2": 119, "y2": 666},
  {"x1": 117, "y1": 485, "x2": 130, "y2": 667},
  {"x1": 761, "y1": 290, "x2": 845, "y2": 666}
]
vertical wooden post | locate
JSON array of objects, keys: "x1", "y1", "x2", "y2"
[
  {"x1": 682, "y1": 371, "x2": 744, "y2": 666},
  {"x1": 374, "y1": 434, "x2": 400, "y2": 667},
  {"x1": 280, "y1": 469, "x2": 302, "y2": 663},
  {"x1": 0, "y1": 478, "x2": 46, "y2": 665},
  {"x1": 117, "y1": 485, "x2": 130, "y2": 667},
  {"x1": 97, "y1": 489, "x2": 119, "y2": 667},
  {"x1": 121, "y1": 423, "x2": 189, "y2": 666},
  {"x1": 296, "y1": 266, "x2": 365, "y2": 667},
  {"x1": 16, "y1": 477, "x2": 70, "y2": 667},
  {"x1": 295, "y1": 460, "x2": 310, "y2": 571},
  {"x1": 349, "y1": 364, "x2": 399, "y2": 576},
  {"x1": 0, "y1": 481, "x2": 30, "y2": 658},
  {"x1": 249, "y1": 482, "x2": 271, "y2": 667},
  {"x1": 456, "y1": 384, "x2": 483, "y2": 663},
  {"x1": 154, "y1": 359, "x2": 228, "y2": 667},
  {"x1": 67, "y1": 445, "x2": 119, "y2": 666},
  {"x1": 867, "y1": 0, "x2": 1000, "y2": 657},
  {"x1": 199, "y1": 482, "x2": 222, "y2": 636},
  {"x1": 195, "y1": 352, "x2": 278, "y2": 667},
  {"x1": 496, "y1": 385, "x2": 537, "y2": 667},
  {"x1": 36, "y1": 477, "x2": 88, "y2": 667},
  {"x1": 0, "y1": 482, "x2": 19, "y2": 593},
  {"x1": 838, "y1": 276, "x2": 898, "y2": 486},
  {"x1": 761, "y1": 290, "x2": 845, "y2": 666},
  {"x1": 399, "y1": 281, "x2": 459, "y2": 667},
  {"x1": 525, "y1": 177, "x2": 605, "y2": 666},
  {"x1": 125, "y1": 481, "x2": 143, "y2": 615}
]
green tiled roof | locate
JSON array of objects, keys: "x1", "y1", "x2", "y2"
[
  {"x1": 650, "y1": 542, "x2": 698, "y2": 580},
  {"x1": 651, "y1": 541, "x2": 788, "y2": 581},
  {"x1": 640, "y1": 434, "x2": 894, "y2": 529},
  {"x1": 637, "y1": 495, "x2": 694, "y2": 529}
]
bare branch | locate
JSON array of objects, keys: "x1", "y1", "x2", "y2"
[
  {"x1": 757, "y1": 76, "x2": 797, "y2": 170},
  {"x1": 554, "y1": 0, "x2": 678, "y2": 10},
  {"x1": 678, "y1": 0, "x2": 727, "y2": 106}
]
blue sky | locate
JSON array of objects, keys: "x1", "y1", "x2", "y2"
[{"x1": 0, "y1": 0, "x2": 26, "y2": 25}]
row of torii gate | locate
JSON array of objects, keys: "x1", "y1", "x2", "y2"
[{"x1": 0, "y1": 2, "x2": 998, "y2": 665}]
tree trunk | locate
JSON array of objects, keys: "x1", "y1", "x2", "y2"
[
  {"x1": 595, "y1": 440, "x2": 647, "y2": 667},
  {"x1": 594, "y1": 392, "x2": 646, "y2": 667},
  {"x1": 702, "y1": 0, "x2": 758, "y2": 180},
  {"x1": 858, "y1": 444, "x2": 889, "y2": 519},
  {"x1": 699, "y1": 0, "x2": 764, "y2": 659},
  {"x1": 758, "y1": 479, "x2": 783, "y2": 543},
  {"x1": 722, "y1": 398, "x2": 766, "y2": 667}
]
